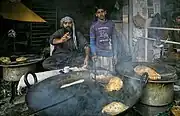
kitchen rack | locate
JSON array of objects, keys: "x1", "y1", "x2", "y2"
[{"x1": 144, "y1": 26, "x2": 180, "y2": 61}]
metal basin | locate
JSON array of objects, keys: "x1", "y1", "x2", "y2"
[
  {"x1": 24, "y1": 70, "x2": 148, "y2": 116},
  {"x1": 1, "y1": 62, "x2": 37, "y2": 81},
  {"x1": 140, "y1": 82, "x2": 174, "y2": 106}
]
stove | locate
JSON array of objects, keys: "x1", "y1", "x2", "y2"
[{"x1": 0, "y1": 54, "x2": 44, "y2": 103}]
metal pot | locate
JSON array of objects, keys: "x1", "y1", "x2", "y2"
[
  {"x1": 133, "y1": 62, "x2": 177, "y2": 106},
  {"x1": 24, "y1": 70, "x2": 148, "y2": 116},
  {"x1": 0, "y1": 54, "x2": 43, "y2": 82},
  {"x1": 135, "y1": 103, "x2": 170, "y2": 116},
  {"x1": 140, "y1": 82, "x2": 174, "y2": 106}
]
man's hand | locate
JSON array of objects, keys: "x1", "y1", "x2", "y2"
[
  {"x1": 53, "y1": 32, "x2": 71, "y2": 44},
  {"x1": 60, "y1": 32, "x2": 71, "y2": 43},
  {"x1": 113, "y1": 57, "x2": 117, "y2": 65},
  {"x1": 92, "y1": 55, "x2": 97, "y2": 62},
  {"x1": 83, "y1": 56, "x2": 89, "y2": 68}
]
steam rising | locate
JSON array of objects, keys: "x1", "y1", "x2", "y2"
[{"x1": 112, "y1": 30, "x2": 147, "y2": 104}]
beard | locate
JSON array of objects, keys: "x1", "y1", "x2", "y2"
[
  {"x1": 64, "y1": 26, "x2": 72, "y2": 35},
  {"x1": 98, "y1": 15, "x2": 105, "y2": 20}
]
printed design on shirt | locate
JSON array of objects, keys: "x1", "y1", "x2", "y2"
[{"x1": 97, "y1": 26, "x2": 112, "y2": 50}]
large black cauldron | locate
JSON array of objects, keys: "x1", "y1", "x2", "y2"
[{"x1": 24, "y1": 70, "x2": 148, "y2": 116}]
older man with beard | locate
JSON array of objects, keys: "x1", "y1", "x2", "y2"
[{"x1": 43, "y1": 16, "x2": 90, "y2": 70}]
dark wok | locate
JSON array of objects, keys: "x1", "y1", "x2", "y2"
[{"x1": 24, "y1": 70, "x2": 148, "y2": 116}]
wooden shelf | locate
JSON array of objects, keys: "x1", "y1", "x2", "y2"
[
  {"x1": 31, "y1": 36, "x2": 49, "y2": 39},
  {"x1": 32, "y1": 7, "x2": 56, "y2": 10},
  {"x1": 34, "y1": 11, "x2": 56, "y2": 14},
  {"x1": 31, "y1": 33, "x2": 50, "y2": 35},
  {"x1": 30, "y1": 4, "x2": 57, "y2": 50},
  {"x1": 32, "y1": 25, "x2": 50, "y2": 28}
]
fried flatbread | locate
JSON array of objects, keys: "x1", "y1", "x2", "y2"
[
  {"x1": 171, "y1": 106, "x2": 180, "y2": 116},
  {"x1": 16, "y1": 57, "x2": 27, "y2": 62},
  {"x1": 102, "y1": 102, "x2": 129, "y2": 115},
  {"x1": 105, "y1": 77, "x2": 123, "y2": 92},
  {"x1": 0, "y1": 57, "x2": 11, "y2": 64},
  {"x1": 134, "y1": 65, "x2": 161, "y2": 80}
]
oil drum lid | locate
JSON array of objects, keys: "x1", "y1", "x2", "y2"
[{"x1": 133, "y1": 62, "x2": 177, "y2": 82}]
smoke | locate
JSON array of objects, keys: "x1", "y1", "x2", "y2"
[
  {"x1": 112, "y1": 28, "x2": 134, "y2": 75},
  {"x1": 27, "y1": 74, "x2": 111, "y2": 116},
  {"x1": 112, "y1": 30, "x2": 147, "y2": 100}
]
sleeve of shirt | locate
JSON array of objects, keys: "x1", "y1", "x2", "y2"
[
  {"x1": 90, "y1": 25, "x2": 96, "y2": 55},
  {"x1": 49, "y1": 29, "x2": 63, "y2": 45},
  {"x1": 77, "y1": 32, "x2": 89, "y2": 49}
]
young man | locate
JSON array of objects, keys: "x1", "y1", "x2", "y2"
[
  {"x1": 90, "y1": 6, "x2": 118, "y2": 72},
  {"x1": 43, "y1": 16, "x2": 89, "y2": 70}
]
